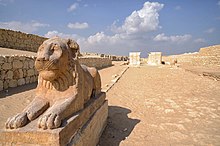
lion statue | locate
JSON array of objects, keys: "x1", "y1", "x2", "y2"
[{"x1": 5, "y1": 37, "x2": 101, "y2": 130}]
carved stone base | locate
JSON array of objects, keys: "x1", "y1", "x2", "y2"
[{"x1": 0, "y1": 92, "x2": 108, "y2": 146}]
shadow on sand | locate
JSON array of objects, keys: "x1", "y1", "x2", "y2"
[
  {"x1": 0, "y1": 82, "x2": 37, "y2": 98},
  {"x1": 98, "y1": 106, "x2": 140, "y2": 146}
]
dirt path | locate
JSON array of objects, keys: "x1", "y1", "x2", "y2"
[{"x1": 99, "y1": 65, "x2": 220, "y2": 146}]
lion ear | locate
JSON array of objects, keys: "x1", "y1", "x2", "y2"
[{"x1": 67, "y1": 39, "x2": 80, "y2": 59}]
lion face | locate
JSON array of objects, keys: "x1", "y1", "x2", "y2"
[{"x1": 35, "y1": 37, "x2": 70, "y2": 81}]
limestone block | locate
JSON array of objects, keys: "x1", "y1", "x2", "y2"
[
  {"x1": 9, "y1": 79, "x2": 17, "y2": 88},
  {"x1": 14, "y1": 69, "x2": 24, "y2": 79},
  {"x1": 23, "y1": 61, "x2": 29, "y2": 69},
  {"x1": 3, "y1": 80, "x2": 9, "y2": 89},
  {"x1": 25, "y1": 76, "x2": 30, "y2": 84},
  {"x1": 27, "y1": 69, "x2": 35, "y2": 77},
  {"x1": 0, "y1": 56, "x2": 5, "y2": 64},
  {"x1": 6, "y1": 70, "x2": 13, "y2": 79},
  {"x1": 2, "y1": 63, "x2": 12, "y2": 70},
  {"x1": 18, "y1": 78, "x2": 25, "y2": 86},
  {"x1": 8, "y1": 56, "x2": 14, "y2": 63},
  {"x1": 0, "y1": 93, "x2": 107, "y2": 146},
  {"x1": 0, "y1": 71, "x2": 6, "y2": 80},
  {"x1": 28, "y1": 60, "x2": 35, "y2": 68},
  {"x1": 13, "y1": 60, "x2": 23, "y2": 69},
  {"x1": 0, "y1": 80, "x2": 3, "y2": 91}
]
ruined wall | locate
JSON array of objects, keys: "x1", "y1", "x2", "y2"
[
  {"x1": 0, "y1": 55, "x2": 38, "y2": 91},
  {"x1": 0, "y1": 28, "x2": 47, "y2": 52},
  {"x1": 79, "y1": 57, "x2": 112, "y2": 69},
  {"x1": 163, "y1": 45, "x2": 220, "y2": 67}
]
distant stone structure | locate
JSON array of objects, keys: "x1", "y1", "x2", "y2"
[
  {"x1": 129, "y1": 52, "x2": 141, "y2": 66},
  {"x1": 163, "y1": 45, "x2": 220, "y2": 67},
  {"x1": 147, "y1": 52, "x2": 162, "y2": 65},
  {"x1": 0, "y1": 28, "x2": 47, "y2": 52},
  {"x1": 1, "y1": 37, "x2": 107, "y2": 146}
]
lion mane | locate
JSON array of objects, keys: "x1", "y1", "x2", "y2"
[{"x1": 5, "y1": 37, "x2": 101, "y2": 129}]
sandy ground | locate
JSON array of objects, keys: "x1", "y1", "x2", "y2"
[{"x1": 99, "y1": 65, "x2": 220, "y2": 146}]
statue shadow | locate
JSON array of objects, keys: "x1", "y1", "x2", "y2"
[
  {"x1": 98, "y1": 106, "x2": 140, "y2": 146},
  {"x1": 0, "y1": 82, "x2": 37, "y2": 98}
]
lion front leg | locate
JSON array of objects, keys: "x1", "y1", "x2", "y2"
[
  {"x1": 38, "y1": 94, "x2": 84, "y2": 129},
  {"x1": 5, "y1": 98, "x2": 49, "y2": 129}
]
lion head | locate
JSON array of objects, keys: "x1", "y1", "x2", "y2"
[{"x1": 35, "y1": 37, "x2": 79, "y2": 90}]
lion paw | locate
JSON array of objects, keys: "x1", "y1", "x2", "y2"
[
  {"x1": 38, "y1": 113, "x2": 61, "y2": 129},
  {"x1": 5, "y1": 112, "x2": 28, "y2": 129}
]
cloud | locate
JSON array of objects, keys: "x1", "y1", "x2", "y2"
[
  {"x1": 174, "y1": 6, "x2": 181, "y2": 10},
  {"x1": 0, "y1": 21, "x2": 49, "y2": 33},
  {"x1": 194, "y1": 38, "x2": 206, "y2": 43},
  {"x1": 204, "y1": 28, "x2": 215, "y2": 33},
  {"x1": 44, "y1": 30, "x2": 82, "y2": 40},
  {"x1": 153, "y1": 33, "x2": 192, "y2": 43},
  {"x1": 111, "y1": 1, "x2": 164, "y2": 34},
  {"x1": 67, "y1": 3, "x2": 78, "y2": 12},
  {"x1": 218, "y1": 1, "x2": 220, "y2": 6},
  {"x1": 67, "y1": 22, "x2": 89, "y2": 29}
]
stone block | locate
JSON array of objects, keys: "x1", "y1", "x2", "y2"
[
  {"x1": 9, "y1": 79, "x2": 17, "y2": 88},
  {"x1": 6, "y1": 70, "x2": 13, "y2": 79},
  {"x1": 0, "y1": 92, "x2": 108, "y2": 146},
  {"x1": 13, "y1": 60, "x2": 23, "y2": 69},
  {"x1": 27, "y1": 69, "x2": 35, "y2": 77},
  {"x1": 18, "y1": 78, "x2": 25, "y2": 86},
  {"x1": 2, "y1": 63, "x2": 12, "y2": 70},
  {"x1": 0, "y1": 80, "x2": 3, "y2": 91}
]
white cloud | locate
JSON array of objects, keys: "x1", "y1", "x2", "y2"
[
  {"x1": 174, "y1": 6, "x2": 181, "y2": 10},
  {"x1": 204, "y1": 28, "x2": 215, "y2": 33},
  {"x1": 67, "y1": 22, "x2": 89, "y2": 29},
  {"x1": 194, "y1": 38, "x2": 206, "y2": 43},
  {"x1": 67, "y1": 3, "x2": 78, "y2": 12},
  {"x1": 153, "y1": 33, "x2": 192, "y2": 43},
  {"x1": 44, "y1": 30, "x2": 82, "y2": 40},
  {"x1": 0, "y1": 21, "x2": 49, "y2": 33},
  {"x1": 112, "y1": 2, "x2": 164, "y2": 34}
]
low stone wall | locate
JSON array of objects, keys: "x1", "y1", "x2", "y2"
[
  {"x1": 163, "y1": 45, "x2": 220, "y2": 67},
  {"x1": 0, "y1": 55, "x2": 112, "y2": 91},
  {"x1": 0, "y1": 55, "x2": 38, "y2": 91},
  {"x1": 79, "y1": 57, "x2": 112, "y2": 69},
  {"x1": 0, "y1": 28, "x2": 47, "y2": 52}
]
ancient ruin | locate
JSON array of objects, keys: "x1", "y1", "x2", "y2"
[
  {"x1": 147, "y1": 52, "x2": 162, "y2": 65},
  {"x1": 129, "y1": 52, "x2": 141, "y2": 66},
  {"x1": 1, "y1": 37, "x2": 107, "y2": 145}
]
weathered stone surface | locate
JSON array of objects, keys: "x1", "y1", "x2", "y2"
[
  {"x1": 3, "y1": 80, "x2": 8, "y2": 89},
  {"x1": 23, "y1": 61, "x2": 29, "y2": 69},
  {"x1": 0, "y1": 80, "x2": 3, "y2": 91},
  {"x1": 0, "y1": 93, "x2": 107, "y2": 146},
  {"x1": 2, "y1": 62, "x2": 12, "y2": 70},
  {"x1": 27, "y1": 69, "x2": 35, "y2": 76},
  {"x1": 6, "y1": 70, "x2": 13, "y2": 79},
  {"x1": 17, "y1": 78, "x2": 25, "y2": 86},
  {"x1": 0, "y1": 56, "x2": 5, "y2": 64},
  {"x1": 8, "y1": 79, "x2": 17, "y2": 88},
  {"x1": 13, "y1": 60, "x2": 23, "y2": 69},
  {"x1": 25, "y1": 76, "x2": 30, "y2": 84},
  {"x1": 148, "y1": 52, "x2": 162, "y2": 65},
  {"x1": 28, "y1": 60, "x2": 35, "y2": 68},
  {"x1": 0, "y1": 71, "x2": 6, "y2": 80},
  {"x1": 129, "y1": 52, "x2": 141, "y2": 66}
]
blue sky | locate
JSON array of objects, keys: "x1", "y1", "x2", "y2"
[{"x1": 0, "y1": 0, "x2": 220, "y2": 57}]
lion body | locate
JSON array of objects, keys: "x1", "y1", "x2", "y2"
[{"x1": 5, "y1": 37, "x2": 101, "y2": 129}]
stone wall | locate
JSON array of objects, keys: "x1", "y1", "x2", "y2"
[
  {"x1": 79, "y1": 57, "x2": 112, "y2": 69},
  {"x1": 0, "y1": 28, "x2": 47, "y2": 52},
  {"x1": 0, "y1": 55, "x2": 38, "y2": 91},
  {"x1": 163, "y1": 45, "x2": 220, "y2": 67},
  {"x1": 0, "y1": 55, "x2": 112, "y2": 91}
]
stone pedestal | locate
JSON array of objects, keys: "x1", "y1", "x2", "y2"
[
  {"x1": 129, "y1": 52, "x2": 141, "y2": 66},
  {"x1": 0, "y1": 92, "x2": 108, "y2": 146},
  {"x1": 148, "y1": 52, "x2": 162, "y2": 65}
]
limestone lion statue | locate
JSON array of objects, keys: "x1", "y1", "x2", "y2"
[{"x1": 5, "y1": 37, "x2": 101, "y2": 129}]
